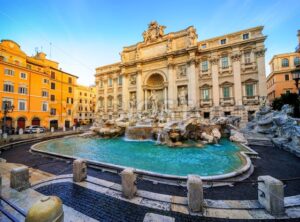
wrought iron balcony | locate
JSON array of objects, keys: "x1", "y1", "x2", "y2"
[
  {"x1": 199, "y1": 99, "x2": 213, "y2": 107},
  {"x1": 220, "y1": 97, "x2": 235, "y2": 106},
  {"x1": 242, "y1": 95, "x2": 260, "y2": 105}
]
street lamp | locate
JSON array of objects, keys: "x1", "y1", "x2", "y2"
[
  {"x1": 292, "y1": 65, "x2": 300, "y2": 95},
  {"x1": 2, "y1": 102, "x2": 14, "y2": 135}
]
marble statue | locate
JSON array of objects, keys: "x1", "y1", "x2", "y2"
[
  {"x1": 129, "y1": 75, "x2": 137, "y2": 85},
  {"x1": 178, "y1": 87, "x2": 187, "y2": 105},
  {"x1": 149, "y1": 90, "x2": 158, "y2": 113},
  {"x1": 129, "y1": 93, "x2": 137, "y2": 112}
]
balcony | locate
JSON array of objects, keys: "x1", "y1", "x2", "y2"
[
  {"x1": 220, "y1": 97, "x2": 235, "y2": 106},
  {"x1": 242, "y1": 96, "x2": 259, "y2": 105},
  {"x1": 199, "y1": 99, "x2": 213, "y2": 107}
]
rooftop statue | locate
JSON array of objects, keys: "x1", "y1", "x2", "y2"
[{"x1": 142, "y1": 21, "x2": 166, "y2": 43}]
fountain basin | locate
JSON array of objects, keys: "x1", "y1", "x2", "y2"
[{"x1": 31, "y1": 136, "x2": 252, "y2": 180}]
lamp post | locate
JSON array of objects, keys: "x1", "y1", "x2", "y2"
[
  {"x1": 292, "y1": 65, "x2": 300, "y2": 117},
  {"x1": 292, "y1": 65, "x2": 300, "y2": 95},
  {"x1": 2, "y1": 102, "x2": 14, "y2": 135}
]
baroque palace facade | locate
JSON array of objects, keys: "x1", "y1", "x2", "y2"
[
  {"x1": 267, "y1": 30, "x2": 300, "y2": 102},
  {"x1": 95, "y1": 22, "x2": 267, "y2": 121},
  {"x1": 0, "y1": 39, "x2": 78, "y2": 130}
]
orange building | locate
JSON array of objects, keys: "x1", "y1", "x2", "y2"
[
  {"x1": 267, "y1": 31, "x2": 300, "y2": 102},
  {"x1": 0, "y1": 39, "x2": 78, "y2": 131}
]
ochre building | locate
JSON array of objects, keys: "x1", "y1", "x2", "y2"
[
  {"x1": 0, "y1": 39, "x2": 78, "y2": 130},
  {"x1": 74, "y1": 85, "x2": 96, "y2": 125},
  {"x1": 95, "y1": 22, "x2": 267, "y2": 122},
  {"x1": 267, "y1": 31, "x2": 300, "y2": 102}
]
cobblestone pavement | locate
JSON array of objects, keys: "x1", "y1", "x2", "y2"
[
  {"x1": 34, "y1": 181, "x2": 299, "y2": 222},
  {"x1": 1, "y1": 142, "x2": 300, "y2": 200}
]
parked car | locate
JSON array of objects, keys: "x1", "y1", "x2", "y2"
[{"x1": 25, "y1": 126, "x2": 45, "y2": 134}]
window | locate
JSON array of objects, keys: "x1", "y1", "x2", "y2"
[
  {"x1": 221, "y1": 56, "x2": 229, "y2": 68},
  {"x1": 42, "y1": 102, "x2": 48, "y2": 112},
  {"x1": 4, "y1": 68, "x2": 14, "y2": 76},
  {"x1": 3, "y1": 82, "x2": 14, "y2": 92},
  {"x1": 246, "y1": 84, "x2": 254, "y2": 97},
  {"x1": 294, "y1": 57, "x2": 300, "y2": 66},
  {"x1": 18, "y1": 100, "x2": 26, "y2": 111},
  {"x1": 202, "y1": 89, "x2": 209, "y2": 100},
  {"x1": 223, "y1": 87, "x2": 230, "y2": 98},
  {"x1": 84, "y1": 93, "x2": 87, "y2": 96},
  {"x1": 108, "y1": 78, "x2": 113, "y2": 87},
  {"x1": 43, "y1": 78, "x2": 49, "y2": 84},
  {"x1": 50, "y1": 95, "x2": 55, "y2": 101},
  {"x1": 2, "y1": 99, "x2": 13, "y2": 110},
  {"x1": 79, "y1": 99, "x2": 82, "y2": 103},
  {"x1": 18, "y1": 87, "x2": 28, "y2": 94},
  {"x1": 285, "y1": 74, "x2": 289, "y2": 81},
  {"x1": 243, "y1": 33, "x2": 249, "y2": 40},
  {"x1": 80, "y1": 92, "x2": 82, "y2": 96},
  {"x1": 51, "y1": 71, "x2": 55, "y2": 79},
  {"x1": 51, "y1": 82, "x2": 55, "y2": 89},
  {"x1": 68, "y1": 77, "x2": 72, "y2": 84},
  {"x1": 201, "y1": 61, "x2": 208, "y2": 72},
  {"x1": 118, "y1": 76, "x2": 123, "y2": 85},
  {"x1": 201, "y1": 44, "x2": 207, "y2": 49},
  {"x1": 220, "y1": 39, "x2": 226, "y2": 45},
  {"x1": 281, "y1": 58, "x2": 289, "y2": 67},
  {"x1": 285, "y1": 90, "x2": 291, "y2": 94},
  {"x1": 204, "y1": 112, "x2": 210, "y2": 119},
  {"x1": 68, "y1": 87, "x2": 72, "y2": 93},
  {"x1": 20, "y1": 72, "x2": 27, "y2": 79},
  {"x1": 99, "y1": 80, "x2": 103, "y2": 88},
  {"x1": 224, "y1": 111, "x2": 231, "y2": 116},
  {"x1": 67, "y1": 109, "x2": 71, "y2": 115},
  {"x1": 71, "y1": 98, "x2": 74, "y2": 104},
  {"x1": 50, "y1": 108, "x2": 56, "y2": 115},
  {"x1": 108, "y1": 97, "x2": 113, "y2": 107},
  {"x1": 244, "y1": 52, "x2": 251, "y2": 64},
  {"x1": 42, "y1": 90, "x2": 48, "y2": 97}
]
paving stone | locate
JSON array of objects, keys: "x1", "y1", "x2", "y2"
[{"x1": 143, "y1": 213, "x2": 175, "y2": 222}]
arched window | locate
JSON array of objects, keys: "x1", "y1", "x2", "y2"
[
  {"x1": 294, "y1": 57, "x2": 300, "y2": 66},
  {"x1": 281, "y1": 58, "x2": 289, "y2": 67}
]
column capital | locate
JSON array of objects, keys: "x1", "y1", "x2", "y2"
[
  {"x1": 231, "y1": 53, "x2": 241, "y2": 62},
  {"x1": 254, "y1": 48, "x2": 266, "y2": 58},
  {"x1": 209, "y1": 56, "x2": 219, "y2": 65}
]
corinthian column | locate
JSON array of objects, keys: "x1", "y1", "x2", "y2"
[
  {"x1": 136, "y1": 71, "x2": 143, "y2": 112},
  {"x1": 231, "y1": 52, "x2": 242, "y2": 105},
  {"x1": 187, "y1": 59, "x2": 197, "y2": 108},
  {"x1": 103, "y1": 78, "x2": 108, "y2": 113},
  {"x1": 167, "y1": 64, "x2": 176, "y2": 110},
  {"x1": 255, "y1": 49, "x2": 267, "y2": 98},
  {"x1": 210, "y1": 57, "x2": 219, "y2": 106},
  {"x1": 122, "y1": 73, "x2": 128, "y2": 112}
]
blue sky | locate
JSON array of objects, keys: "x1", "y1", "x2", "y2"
[{"x1": 1, "y1": 0, "x2": 300, "y2": 85}]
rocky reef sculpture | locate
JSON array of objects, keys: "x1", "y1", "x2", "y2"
[{"x1": 242, "y1": 104, "x2": 300, "y2": 157}]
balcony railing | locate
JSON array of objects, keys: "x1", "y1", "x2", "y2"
[
  {"x1": 199, "y1": 99, "x2": 213, "y2": 107},
  {"x1": 242, "y1": 95, "x2": 259, "y2": 105},
  {"x1": 220, "y1": 97, "x2": 235, "y2": 106}
]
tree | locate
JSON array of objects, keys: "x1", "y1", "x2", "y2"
[{"x1": 271, "y1": 93, "x2": 300, "y2": 117}]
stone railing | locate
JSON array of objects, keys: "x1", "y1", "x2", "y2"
[
  {"x1": 199, "y1": 99, "x2": 213, "y2": 107},
  {"x1": 220, "y1": 97, "x2": 235, "y2": 106},
  {"x1": 242, "y1": 95, "x2": 259, "y2": 105}
]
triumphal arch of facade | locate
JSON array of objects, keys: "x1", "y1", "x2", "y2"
[{"x1": 95, "y1": 21, "x2": 267, "y2": 121}]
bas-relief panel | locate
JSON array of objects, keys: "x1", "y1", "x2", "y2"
[
  {"x1": 142, "y1": 60, "x2": 167, "y2": 71},
  {"x1": 128, "y1": 51, "x2": 136, "y2": 61},
  {"x1": 141, "y1": 43, "x2": 167, "y2": 59},
  {"x1": 175, "y1": 37, "x2": 187, "y2": 50}
]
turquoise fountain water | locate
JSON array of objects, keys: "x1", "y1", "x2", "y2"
[{"x1": 34, "y1": 137, "x2": 244, "y2": 177}]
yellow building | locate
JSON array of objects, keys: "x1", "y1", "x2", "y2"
[
  {"x1": 74, "y1": 85, "x2": 96, "y2": 125},
  {"x1": 0, "y1": 39, "x2": 78, "y2": 131},
  {"x1": 267, "y1": 31, "x2": 300, "y2": 102}
]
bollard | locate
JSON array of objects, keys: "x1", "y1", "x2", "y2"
[
  {"x1": 73, "y1": 126, "x2": 76, "y2": 131},
  {"x1": 187, "y1": 175, "x2": 203, "y2": 212},
  {"x1": 51, "y1": 127, "x2": 54, "y2": 133},
  {"x1": 36, "y1": 128, "x2": 40, "y2": 134},
  {"x1": 63, "y1": 126, "x2": 66, "y2": 132},
  {"x1": 120, "y1": 168, "x2": 137, "y2": 199},
  {"x1": 258, "y1": 175, "x2": 285, "y2": 216},
  {"x1": 19, "y1": 128, "x2": 24, "y2": 135},
  {"x1": 73, "y1": 159, "x2": 87, "y2": 182},
  {"x1": 3, "y1": 133, "x2": 8, "y2": 139},
  {"x1": 10, "y1": 166, "x2": 31, "y2": 191},
  {"x1": 25, "y1": 196, "x2": 64, "y2": 222}
]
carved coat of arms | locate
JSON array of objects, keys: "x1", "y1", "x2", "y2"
[{"x1": 142, "y1": 21, "x2": 166, "y2": 43}]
